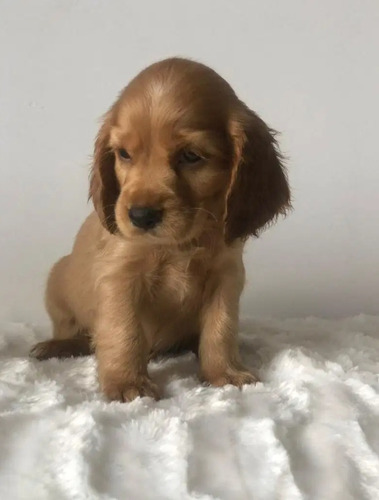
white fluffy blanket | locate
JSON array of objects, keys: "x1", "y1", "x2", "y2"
[{"x1": 1, "y1": 316, "x2": 379, "y2": 500}]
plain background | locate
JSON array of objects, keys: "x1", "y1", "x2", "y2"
[{"x1": 1, "y1": 0, "x2": 378, "y2": 324}]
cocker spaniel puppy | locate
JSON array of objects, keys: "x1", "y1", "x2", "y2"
[{"x1": 30, "y1": 58, "x2": 291, "y2": 402}]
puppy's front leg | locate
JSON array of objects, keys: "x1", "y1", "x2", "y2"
[
  {"x1": 199, "y1": 268, "x2": 260, "y2": 388},
  {"x1": 95, "y1": 280, "x2": 158, "y2": 402}
]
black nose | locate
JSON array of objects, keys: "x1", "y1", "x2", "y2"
[{"x1": 128, "y1": 206, "x2": 163, "y2": 230}]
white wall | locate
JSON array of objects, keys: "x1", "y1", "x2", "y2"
[{"x1": 1, "y1": 0, "x2": 378, "y2": 323}]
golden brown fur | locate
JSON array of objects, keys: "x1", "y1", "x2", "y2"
[{"x1": 30, "y1": 58, "x2": 291, "y2": 402}]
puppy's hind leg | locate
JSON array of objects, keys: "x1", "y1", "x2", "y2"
[
  {"x1": 30, "y1": 256, "x2": 93, "y2": 361},
  {"x1": 30, "y1": 333, "x2": 92, "y2": 361}
]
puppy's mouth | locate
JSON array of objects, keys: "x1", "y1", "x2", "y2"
[
  {"x1": 116, "y1": 201, "x2": 212, "y2": 244},
  {"x1": 126, "y1": 213, "x2": 198, "y2": 245}
]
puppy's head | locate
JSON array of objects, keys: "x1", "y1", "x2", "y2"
[{"x1": 90, "y1": 58, "x2": 290, "y2": 244}]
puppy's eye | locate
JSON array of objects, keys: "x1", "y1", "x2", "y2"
[
  {"x1": 178, "y1": 149, "x2": 202, "y2": 165},
  {"x1": 118, "y1": 148, "x2": 131, "y2": 160}
]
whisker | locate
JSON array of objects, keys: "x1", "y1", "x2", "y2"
[{"x1": 187, "y1": 207, "x2": 219, "y2": 222}]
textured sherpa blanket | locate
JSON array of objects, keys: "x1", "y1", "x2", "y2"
[{"x1": 1, "y1": 316, "x2": 379, "y2": 500}]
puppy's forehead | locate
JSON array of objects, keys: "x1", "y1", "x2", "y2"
[{"x1": 114, "y1": 60, "x2": 235, "y2": 139}]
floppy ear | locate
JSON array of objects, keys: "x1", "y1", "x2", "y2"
[
  {"x1": 89, "y1": 113, "x2": 120, "y2": 233},
  {"x1": 224, "y1": 104, "x2": 291, "y2": 243}
]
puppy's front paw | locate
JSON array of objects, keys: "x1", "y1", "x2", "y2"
[
  {"x1": 101, "y1": 376, "x2": 160, "y2": 403},
  {"x1": 202, "y1": 366, "x2": 260, "y2": 388}
]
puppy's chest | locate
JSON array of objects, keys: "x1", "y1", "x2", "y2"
[{"x1": 141, "y1": 251, "x2": 210, "y2": 310}]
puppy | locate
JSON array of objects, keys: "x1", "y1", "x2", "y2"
[{"x1": 30, "y1": 58, "x2": 291, "y2": 402}]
